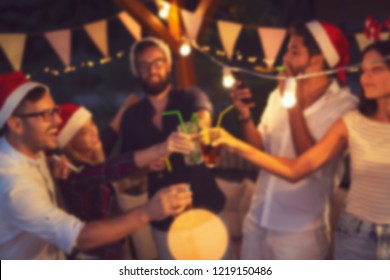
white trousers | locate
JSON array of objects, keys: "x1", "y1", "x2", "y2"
[{"x1": 241, "y1": 217, "x2": 329, "y2": 260}]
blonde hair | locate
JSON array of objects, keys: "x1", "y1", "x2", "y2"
[{"x1": 63, "y1": 141, "x2": 105, "y2": 166}]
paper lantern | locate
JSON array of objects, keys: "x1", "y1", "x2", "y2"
[{"x1": 168, "y1": 209, "x2": 228, "y2": 260}]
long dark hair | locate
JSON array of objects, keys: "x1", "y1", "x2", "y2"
[{"x1": 358, "y1": 41, "x2": 390, "y2": 116}]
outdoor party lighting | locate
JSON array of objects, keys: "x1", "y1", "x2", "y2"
[
  {"x1": 179, "y1": 40, "x2": 192, "y2": 57},
  {"x1": 281, "y1": 77, "x2": 297, "y2": 108},
  {"x1": 168, "y1": 209, "x2": 228, "y2": 260},
  {"x1": 158, "y1": 1, "x2": 170, "y2": 19},
  {"x1": 222, "y1": 67, "x2": 235, "y2": 88}
]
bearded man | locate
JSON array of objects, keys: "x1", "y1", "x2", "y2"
[{"x1": 120, "y1": 37, "x2": 226, "y2": 259}]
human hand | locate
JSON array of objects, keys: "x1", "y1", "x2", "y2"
[
  {"x1": 201, "y1": 128, "x2": 240, "y2": 151},
  {"x1": 158, "y1": 131, "x2": 195, "y2": 157},
  {"x1": 230, "y1": 82, "x2": 255, "y2": 118},
  {"x1": 148, "y1": 157, "x2": 166, "y2": 172},
  {"x1": 50, "y1": 154, "x2": 73, "y2": 180},
  {"x1": 146, "y1": 183, "x2": 192, "y2": 220},
  {"x1": 277, "y1": 63, "x2": 296, "y2": 92},
  {"x1": 278, "y1": 64, "x2": 304, "y2": 107}
]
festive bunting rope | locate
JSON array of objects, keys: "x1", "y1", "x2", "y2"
[
  {"x1": 191, "y1": 41, "x2": 390, "y2": 81},
  {"x1": 0, "y1": 13, "x2": 121, "y2": 36},
  {"x1": 1, "y1": 4, "x2": 388, "y2": 79}
]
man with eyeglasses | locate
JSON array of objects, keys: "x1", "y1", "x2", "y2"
[
  {"x1": 120, "y1": 37, "x2": 226, "y2": 259},
  {"x1": 0, "y1": 71, "x2": 192, "y2": 259}
]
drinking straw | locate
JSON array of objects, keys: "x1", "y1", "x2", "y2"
[
  {"x1": 216, "y1": 104, "x2": 235, "y2": 128},
  {"x1": 163, "y1": 110, "x2": 187, "y2": 133},
  {"x1": 165, "y1": 157, "x2": 173, "y2": 173},
  {"x1": 162, "y1": 110, "x2": 188, "y2": 172}
]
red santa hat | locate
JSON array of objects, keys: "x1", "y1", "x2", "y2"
[
  {"x1": 57, "y1": 103, "x2": 92, "y2": 148},
  {"x1": 0, "y1": 71, "x2": 48, "y2": 129},
  {"x1": 129, "y1": 37, "x2": 172, "y2": 77},
  {"x1": 306, "y1": 21, "x2": 349, "y2": 84}
]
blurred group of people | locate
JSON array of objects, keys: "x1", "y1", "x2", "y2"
[{"x1": 0, "y1": 19, "x2": 389, "y2": 260}]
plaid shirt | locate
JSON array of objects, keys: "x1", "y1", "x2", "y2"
[{"x1": 58, "y1": 126, "x2": 139, "y2": 259}]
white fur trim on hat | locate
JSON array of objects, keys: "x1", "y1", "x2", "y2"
[
  {"x1": 129, "y1": 37, "x2": 172, "y2": 77},
  {"x1": 0, "y1": 81, "x2": 49, "y2": 129},
  {"x1": 57, "y1": 107, "x2": 92, "y2": 148},
  {"x1": 306, "y1": 21, "x2": 339, "y2": 67}
]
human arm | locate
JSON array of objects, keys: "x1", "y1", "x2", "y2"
[
  {"x1": 50, "y1": 154, "x2": 73, "y2": 180},
  {"x1": 75, "y1": 183, "x2": 192, "y2": 250},
  {"x1": 101, "y1": 94, "x2": 140, "y2": 156},
  {"x1": 61, "y1": 151, "x2": 139, "y2": 189},
  {"x1": 1, "y1": 178, "x2": 191, "y2": 253},
  {"x1": 188, "y1": 87, "x2": 213, "y2": 129},
  {"x1": 230, "y1": 82, "x2": 263, "y2": 149},
  {"x1": 61, "y1": 130, "x2": 194, "y2": 187},
  {"x1": 281, "y1": 64, "x2": 316, "y2": 156},
  {"x1": 197, "y1": 109, "x2": 212, "y2": 129},
  {"x1": 204, "y1": 119, "x2": 348, "y2": 182},
  {"x1": 287, "y1": 94, "x2": 316, "y2": 156},
  {"x1": 133, "y1": 131, "x2": 195, "y2": 168},
  {"x1": 100, "y1": 126, "x2": 119, "y2": 157},
  {"x1": 109, "y1": 94, "x2": 140, "y2": 134}
]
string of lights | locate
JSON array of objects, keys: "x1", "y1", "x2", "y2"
[{"x1": 6, "y1": 1, "x2": 387, "y2": 84}]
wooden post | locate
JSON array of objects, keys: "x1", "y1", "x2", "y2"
[
  {"x1": 114, "y1": 0, "x2": 220, "y2": 88},
  {"x1": 168, "y1": 0, "x2": 195, "y2": 88}
]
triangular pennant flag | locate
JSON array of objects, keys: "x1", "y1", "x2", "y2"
[
  {"x1": 0, "y1": 33, "x2": 26, "y2": 71},
  {"x1": 44, "y1": 29, "x2": 71, "y2": 67},
  {"x1": 181, "y1": 9, "x2": 202, "y2": 42},
  {"x1": 258, "y1": 27, "x2": 286, "y2": 67},
  {"x1": 84, "y1": 20, "x2": 108, "y2": 57},
  {"x1": 118, "y1": 11, "x2": 142, "y2": 41},
  {"x1": 355, "y1": 33, "x2": 374, "y2": 51},
  {"x1": 355, "y1": 32, "x2": 389, "y2": 51},
  {"x1": 217, "y1": 20, "x2": 242, "y2": 60}
]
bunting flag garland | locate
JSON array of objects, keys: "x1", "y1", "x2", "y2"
[
  {"x1": 84, "y1": 20, "x2": 109, "y2": 57},
  {"x1": 118, "y1": 11, "x2": 142, "y2": 41},
  {"x1": 44, "y1": 29, "x2": 71, "y2": 67},
  {"x1": 0, "y1": 34, "x2": 26, "y2": 71},
  {"x1": 0, "y1": 4, "x2": 388, "y2": 79},
  {"x1": 356, "y1": 15, "x2": 390, "y2": 51},
  {"x1": 257, "y1": 27, "x2": 286, "y2": 67},
  {"x1": 355, "y1": 31, "x2": 389, "y2": 51},
  {"x1": 217, "y1": 20, "x2": 243, "y2": 60},
  {"x1": 181, "y1": 9, "x2": 203, "y2": 42}
]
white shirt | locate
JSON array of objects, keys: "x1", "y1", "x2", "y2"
[
  {"x1": 248, "y1": 80, "x2": 358, "y2": 232},
  {"x1": 343, "y1": 111, "x2": 390, "y2": 224},
  {"x1": 0, "y1": 137, "x2": 84, "y2": 259}
]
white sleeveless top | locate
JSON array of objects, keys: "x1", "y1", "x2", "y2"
[{"x1": 343, "y1": 110, "x2": 390, "y2": 224}]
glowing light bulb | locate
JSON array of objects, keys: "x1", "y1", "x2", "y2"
[
  {"x1": 281, "y1": 78, "x2": 297, "y2": 108},
  {"x1": 222, "y1": 67, "x2": 236, "y2": 88},
  {"x1": 179, "y1": 42, "x2": 191, "y2": 57},
  {"x1": 158, "y1": 2, "x2": 170, "y2": 19}
]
